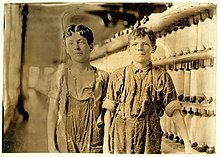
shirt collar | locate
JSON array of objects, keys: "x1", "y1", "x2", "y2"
[{"x1": 130, "y1": 62, "x2": 152, "y2": 74}]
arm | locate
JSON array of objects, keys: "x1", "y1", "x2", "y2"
[
  {"x1": 100, "y1": 71, "x2": 111, "y2": 153},
  {"x1": 47, "y1": 98, "x2": 59, "y2": 153},
  {"x1": 162, "y1": 71, "x2": 192, "y2": 153},
  {"x1": 168, "y1": 101, "x2": 192, "y2": 154},
  {"x1": 103, "y1": 110, "x2": 112, "y2": 154},
  {"x1": 102, "y1": 69, "x2": 122, "y2": 154},
  {"x1": 47, "y1": 67, "x2": 65, "y2": 153},
  {"x1": 171, "y1": 110, "x2": 191, "y2": 153}
]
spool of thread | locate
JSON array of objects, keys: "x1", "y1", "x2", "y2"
[
  {"x1": 205, "y1": 110, "x2": 216, "y2": 154},
  {"x1": 196, "y1": 60, "x2": 205, "y2": 103},
  {"x1": 184, "y1": 62, "x2": 191, "y2": 101},
  {"x1": 184, "y1": 108, "x2": 194, "y2": 142},
  {"x1": 208, "y1": 63, "x2": 216, "y2": 101},
  {"x1": 202, "y1": 59, "x2": 215, "y2": 104},
  {"x1": 164, "y1": 30, "x2": 176, "y2": 57},
  {"x1": 175, "y1": 27, "x2": 183, "y2": 56},
  {"x1": 181, "y1": 26, "x2": 190, "y2": 54},
  {"x1": 155, "y1": 32, "x2": 166, "y2": 60},
  {"x1": 176, "y1": 64, "x2": 184, "y2": 101},
  {"x1": 188, "y1": 15, "x2": 198, "y2": 52},
  {"x1": 189, "y1": 108, "x2": 201, "y2": 148},
  {"x1": 210, "y1": 10, "x2": 217, "y2": 50},
  {"x1": 168, "y1": 64, "x2": 184, "y2": 101},
  {"x1": 201, "y1": 17, "x2": 212, "y2": 50},
  {"x1": 195, "y1": 109, "x2": 209, "y2": 152},
  {"x1": 190, "y1": 68, "x2": 197, "y2": 103},
  {"x1": 197, "y1": 21, "x2": 205, "y2": 51},
  {"x1": 190, "y1": 61, "x2": 199, "y2": 103}
]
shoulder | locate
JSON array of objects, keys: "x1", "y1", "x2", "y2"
[
  {"x1": 51, "y1": 64, "x2": 68, "y2": 84},
  {"x1": 95, "y1": 67, "x2": 109, "y2": 79},
  {"x1": 110, "y1": 66, "x2": 127, "y2": 79},
  {"x1": 152, "y1": 65, "x2": 167, "y2": 77},
  {"x1": 92, "y1": 66, "x2": 109, "y2": 85},
  {"x1": 49, "y1": 64, "x2": 68, "y2": 95},
  {"x1": 152, "y1": 65, "x2": 173, "y2": 84},
  {"x1": 152, "y1": 65, "x2": 165, "y2": 73}
]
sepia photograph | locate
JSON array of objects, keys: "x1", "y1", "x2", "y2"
[{"x1": 1, "y1": 0, "x2": 218, "y2": 156}]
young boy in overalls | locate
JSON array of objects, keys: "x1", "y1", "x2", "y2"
[
  {"x1": 103, "y1": 27, "x2": 191, "y2": 154},
  {"x1": 47, "y1": 24, "x2": 109, "y2": 153}
]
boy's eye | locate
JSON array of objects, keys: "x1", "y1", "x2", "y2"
[
  {"x1": 79, "y1": 40, "x2": 86, "y2": 44},
  {"x1": 132, "y1": 43, "x2": 138, "y2": 46}
]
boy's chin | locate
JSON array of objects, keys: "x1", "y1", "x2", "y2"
[{"x1": 135, "y1": 60, "x2": 151, "y2": 64}]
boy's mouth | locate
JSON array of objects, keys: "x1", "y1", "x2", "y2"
[{"x1": 76, "y1": 52, "x2": 82, "y2": 54}]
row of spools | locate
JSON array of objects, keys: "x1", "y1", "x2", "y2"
[
  {"x1": 160, "y1": 59, "x2": 216, "y2": 154},
  {"x1": 160, "y1": 107, "x2": 216, "y2": 154},
  {"x1": 166, "y1": 59, "x2": 216, "y2": 104},
  {"x1": 152, "y1": 9, "x2": 216, "y2": 60},
  {"x1": 151, "y1": 8, "x2": 216, "y2": 154}
]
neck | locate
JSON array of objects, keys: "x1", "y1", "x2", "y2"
[
  {"x1": 70, "y1": 60, "x2": 92, "y2": 72},
  {"x1": 133, "y1": 61, "x2": 151, "y2": 69}
]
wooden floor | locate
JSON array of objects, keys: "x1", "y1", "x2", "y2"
[{"x1": 2, "y1": 89, "x2": 199, "y2": 154}]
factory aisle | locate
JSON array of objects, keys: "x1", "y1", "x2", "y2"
[
  {"x1": 3, "y1": 89, "x2": 198, "y2": 154},
  {"x1": 3, "y1": 89, "x2": 49, "y2": 153}
]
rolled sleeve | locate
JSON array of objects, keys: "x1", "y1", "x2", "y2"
[
  {"x1": 165, "y1": 100, "x2": 182, "y2": 117},
  {"x1": 102, "y1": 98, "x2": 116, "y2": 111},
  {"x1": 100, "y1": 70, "x2": 109, "y2": 101},
  {"x1": 48, "y1": 69, "x2": 64, "y2": 100},
  {"x1": 102, "y1": 68, "x2": 124, "y2": 112}
]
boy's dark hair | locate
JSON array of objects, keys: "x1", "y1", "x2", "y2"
[
  {"x1": 63, "y1": 24, "x2": 94, "y2": 45},
  {"x1": 128, "y1": 27, "x2": 156, "y2": 50}
]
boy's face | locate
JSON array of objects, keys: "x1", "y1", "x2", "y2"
[
  {"x1": 128, "y1": 35, "x2": 154, "y2": 65},
  {"x1": 65, "y1": 32, "x2": 93, "y2": 63}
]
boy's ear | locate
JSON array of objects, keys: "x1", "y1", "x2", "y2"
[
  {"x1": 90, "y1": 43, "x2": 94, "y2": 51},
  {"x1": 151, "y1": 45, "x2": 157, "y2": 53}
]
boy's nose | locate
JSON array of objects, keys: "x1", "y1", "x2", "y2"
[
  {"x1": 137, "y1": 43, "x2": 144, "y2": 51},
  {"x1": 138, "y1": 45, "x2": 143, "y2": 51},
  {"x1": 73, "y1": 42, "x2": 79, "y2": 49}
]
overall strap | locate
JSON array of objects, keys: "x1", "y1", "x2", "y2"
[
  {"x1": 64, "y1": 68, "x2": 69, "y2": 93},
  {"x1": 152, "y1": 67, "x2": 163, "y2": 100},
  {"x1": 151, "y1": 67, "x2": 158, "y2": 117},
  {"x1": 120, "y1": 67, "x2": 128, "y2": 103},
  {"x1": 117, "y1": 67, "x2": 128, "y2": 120},
  {"x1": 151, "y1": 67, "x2": 156, "y2": 103},
  {"x1": 64, "y1": 68, "x2": 69, "y2": 112},
  {"x1": 152, "y1": 67, "x2": 165, "y2": 117}
]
